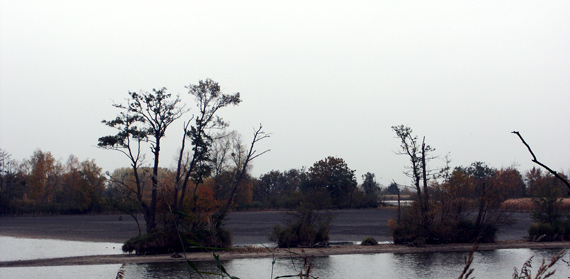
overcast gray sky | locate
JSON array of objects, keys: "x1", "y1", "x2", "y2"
[{"x1": 1, "y1": 0, "x2": 569, "y2": 186}]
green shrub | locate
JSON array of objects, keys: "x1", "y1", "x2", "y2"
[
  {"x1": 529, "y1": 222, "x2": 554, "y2": 238},
  {"x1": 391, "y1": 227, "x2": 413, "y2": 244},
  {"x1": 122, "y1": 230, "x2": 178, "y2": 254},
  {"x1": 122, "y1": 223, "x2": 233, "y2": 255},
  {"x1": 527, "y1": 221, "x2": 570, "y2": 241},
  {"x1": 475, "y1": 223, "x2": 498, "y2": 243},
  {"x1": 270, "y1": 205, "x2": 333, "y2": 248},
  {"x1": 360, "y1": 237, "x2": 378, "y2": 246},
  {"x1": 190, "y1": 224, "x2": 232, "y2": 249},
  {"x1": 409, "y1": 236, "x2": 426, "y2": 247},
  {"x1": 392, "y1": 216, "x2": 497, "y2": 245}
]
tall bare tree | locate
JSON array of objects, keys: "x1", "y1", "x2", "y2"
[
  {"x1": 99, "y1": 88, "x2": 185, "y2": 233},
  {"x1": 392, "y1": 125, "x2": 435, "y2": 224},
  {"x1": 172, "y1": 79, "x2": 241, "y2": 213},
  {"x1": 211, "y1": 124, "x2": 270, "y2": 228}
]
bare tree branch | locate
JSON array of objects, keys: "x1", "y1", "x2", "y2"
[
  {"x1": 212, "y1": 124, "x2": 270, "y2": 226},
  {"x1": 512, "y1": 131, "x2": 570, "y2": 192}
]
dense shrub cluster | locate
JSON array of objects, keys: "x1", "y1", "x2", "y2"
[
  {"x1": 122, "y1": 224, "x2": 232, "y2": 255},
  {"x1": 122, "y1": 231, "x2": 179, "y2": 255},
  {"x1": 360, "y1": 237, "x2": 378, "y2": 246},
  {"x1": 270, "y1": 205, "x2": 333, "y2": 248},
  {"x1": 392, "y1": 221, "x2": 499, "y2": 245},
  {"x1": 528, "y1": 221, "x2": 570, "y2": 241},
  {"x1": 390, "y1": 210, "x2": 498, "y2": 245}
]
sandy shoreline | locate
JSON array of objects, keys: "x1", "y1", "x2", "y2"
[{"x1": 1, "y1": 237, "x2": 569, "y2": 268}]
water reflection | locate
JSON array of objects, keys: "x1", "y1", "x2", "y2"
[
  {"x1": 0, "y1": 236, "x2": 567, "y2": 279},
  {"x1": 122, "y1": 248, "x2": 569, "y2": 279}
]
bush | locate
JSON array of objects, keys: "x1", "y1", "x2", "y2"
[
  {"x1": 360, "y1": 237, "x2": 378, "y2": 246},
  {"x1": 391, "y1": 225, "x2": 418, "y2": 245},
  {"x1": 475, "y1": 223, "x2": 498, "y2": 243},
  {"x1": 528, "y1": 221, "x2": 570, "y2": 241},
  {"x1": 531, "y1": 196, "x2": 563, "y2": 225},
  {"x1": 270, "y1": 205, "x2": 333, "y2": 248},
  {"x1": 391, "y1": 212, "x2": 497, "y2": 245},
  {"x1": 122, "y1": 230, "x2": 179, "y2": 254},
  {"x1": 409, "y1": 236, "x2": 426, "y2": 247},
  {"x1": 190, "y1": 224, "x2": 232, "y2": 249},
  {"x1": 122, "y1": 222, "x2": 233, "y2": 255}
]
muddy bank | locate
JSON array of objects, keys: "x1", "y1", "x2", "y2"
[{"x1": 0, "y1": 209, "x2": 533, "y2": 244}]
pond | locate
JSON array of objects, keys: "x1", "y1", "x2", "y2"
[
  {"x1": 0, "y1": 236, "x2": 568, "y2": 279},
  {"x1": 119, "y1": 248, "x2": 570, "y2": 279},
  {"x1": 0, "y1": 236, "x2": 123, "y2": 261}
]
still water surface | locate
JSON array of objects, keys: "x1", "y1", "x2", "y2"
[
  {"x1": 0, "y1": 236, "x2": 123, "y2": 261},
  {"x1": 0, "y1": 236, "x2": 568, "y2": 279},
  {"x1": 121, "y1": 249, "x2": 570, "y2": 279}
]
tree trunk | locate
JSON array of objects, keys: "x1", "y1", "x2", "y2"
[{"x1": 148, "y1": 135, "x2": 160, "y2": 233}]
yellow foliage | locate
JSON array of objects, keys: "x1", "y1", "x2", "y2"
[{"x1": 387, "y1": 218, "x2": 396, "y2": 230}]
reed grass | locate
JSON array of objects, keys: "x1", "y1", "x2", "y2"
[
  {"x1": 115, "y1": 263, "x2": 126, "y2": 279},
  {"x1": 457, "y1": 243, "x2": 478, "y2": 279},
  {"x1": 501, "y1": 198, "x2": 570, "y2": 212},
  {"x1": 512, "y1": 249, "x2": 566, "y2": 279}
]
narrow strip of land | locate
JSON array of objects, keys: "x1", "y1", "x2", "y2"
[{"x1": 1, "y1": 241, "x2": 569, "y2": 267}]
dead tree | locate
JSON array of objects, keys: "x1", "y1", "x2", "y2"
[{"x1": 392, "y1": 125, "x2": 435, "y2": 226}]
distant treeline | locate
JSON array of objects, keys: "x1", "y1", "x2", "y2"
[
  {"x1": 1, "y1": 148, "x2": 568, "y2": 216},
  {"x1": 0, "y1": 149, "x2": 381, "y2": 215},
  {"x1": 0, "y1": 149, "x2": 107, "y2": 214}
]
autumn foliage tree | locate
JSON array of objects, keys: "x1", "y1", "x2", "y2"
[
  {"x1": 389, "y1": 125, "x2": 520, "y2": 244},
  {"x1": 0, "y1": 149, "x2": 106, "y2": 214},
  {"x1": 172, "y1": 79, "x2": 241, "y2": 216},
  {"x1": 58, "y1": 156, "x2": 106, "y2": 213},
  {"x1": 99, "y1": 80, "x2": 272, "y2": 253},
  {"x1": 513, "y1": 131, "x2": 570, "y2": 241},
  {"x1": 525, "y1": 167, "x2": 570, "y2": 240}
]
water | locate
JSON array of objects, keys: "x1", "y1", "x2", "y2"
[
  {"x1": 0, "y1": 236, "x2": 124, "y2": 279},
  {"x1": 0, "y1": 236, "x2": 123, "y2": 261},
  {"x1": 119, "y1": 249, "x2": 570, "y2": 279},
  {"x1": 0, "y1": 236, "x2": 568, "y2": 279},
  {"x1": 1, "y1": 264, "x2": 123, "y2": 279}
]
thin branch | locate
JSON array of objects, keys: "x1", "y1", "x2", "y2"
[
  {"x1": 512, "y1": 131, "x2": 570, "y2": 192},
  {"x1": 213, "y1": 124, "x2": 270, "y2": 225}
]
